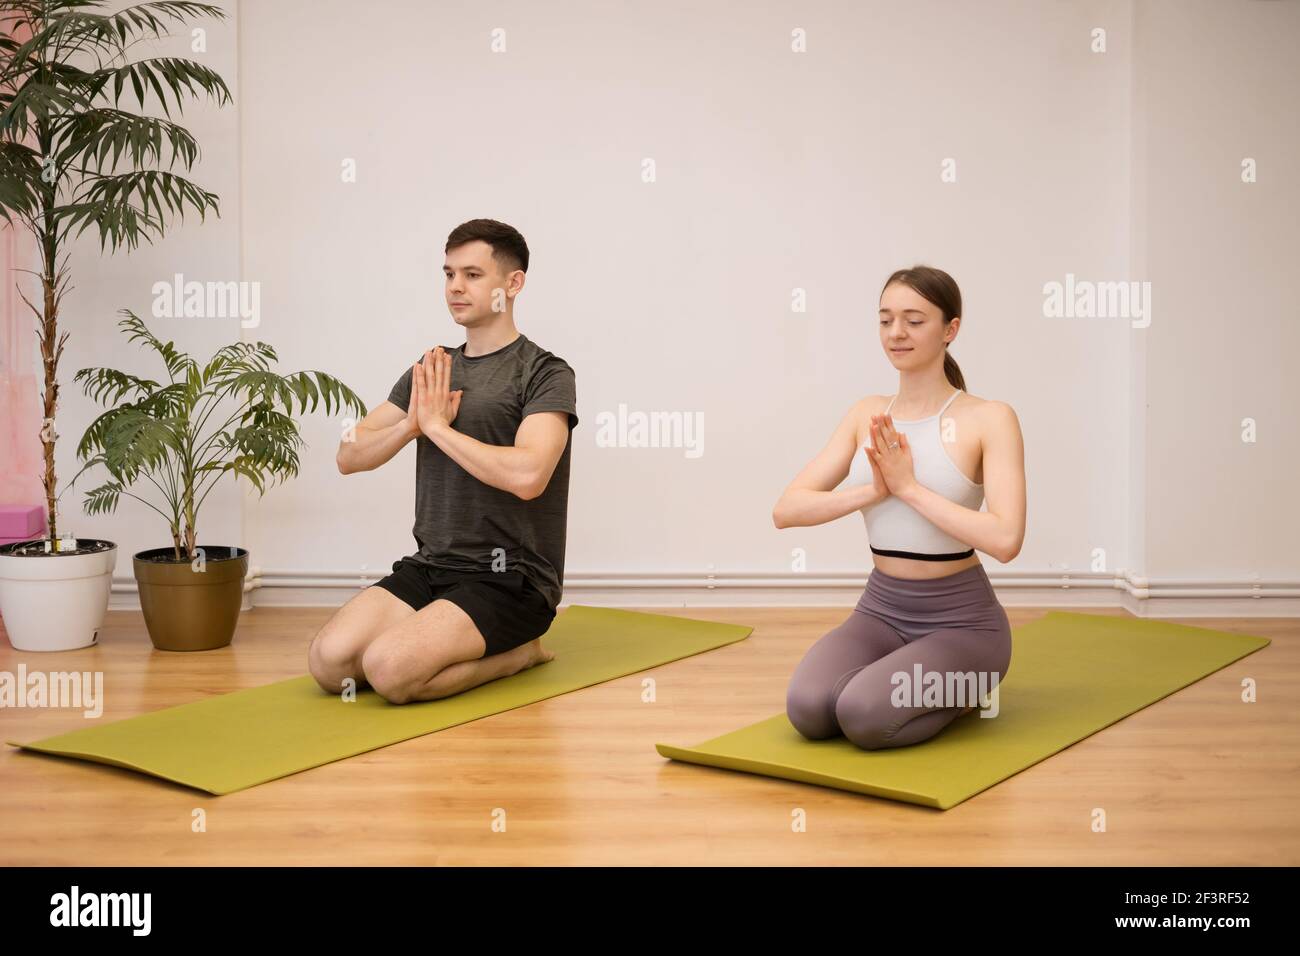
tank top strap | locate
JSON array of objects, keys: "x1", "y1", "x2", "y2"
[{"x1": 884, "y1": 389, "x2": 961, "y2": 418}]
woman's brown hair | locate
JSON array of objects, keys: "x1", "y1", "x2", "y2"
[{"x1": 880, "y1": 265, "x2": 966, "y2": 391}]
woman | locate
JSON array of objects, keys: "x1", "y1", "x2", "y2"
[{"x1": 772, "y1": 266, "x2": 1026, "y2": 750}]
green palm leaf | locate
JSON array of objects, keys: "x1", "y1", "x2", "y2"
[
  {"x1": 58, "y1": 169, "x2": 219, "y2": 250},
  {"x1": 54, "y1": 108, "x2": 200, "y2": 173},
  {"x1": 75, "y1": 311, "x2": 366, "y2": 559}
]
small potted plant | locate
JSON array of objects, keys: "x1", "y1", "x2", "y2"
[{"x1": 67, "y1": 310, "x2": 366, "y2": 651}]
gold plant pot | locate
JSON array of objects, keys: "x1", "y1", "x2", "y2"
[{"x1": 133, "y1": 546, "x2": 249, "y2": 651}]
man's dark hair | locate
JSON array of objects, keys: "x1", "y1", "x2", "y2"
[{"x1": 446, "y1": 219, "x2": 529, "y2": 274}]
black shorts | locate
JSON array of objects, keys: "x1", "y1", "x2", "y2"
[{"x1": 369, "y1": 558, "x2": 556, "y2": 658}]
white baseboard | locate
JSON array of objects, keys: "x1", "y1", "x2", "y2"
[{"x1": 102, "y1": 567, "x2": 1300, "y2": 618}]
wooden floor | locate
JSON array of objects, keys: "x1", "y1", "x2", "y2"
[{"x1": 1, "y1": 603, "x2": 1295, "y2": 866}]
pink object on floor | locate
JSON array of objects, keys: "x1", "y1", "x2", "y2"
[{"x1": 0, "y1": 503, "x2": 45, "y2": 545}]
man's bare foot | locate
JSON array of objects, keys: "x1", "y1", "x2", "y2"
[{"x1": 512, "y1": 637, "x2": 555, "y2": 671}]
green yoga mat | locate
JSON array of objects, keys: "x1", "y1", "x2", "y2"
[
  {"x1": 656, "y1": 610, "x2": 1269, "y2": 810},
  {"x1": 7, "y1": 605, "x2": 751, "y2": 795}
]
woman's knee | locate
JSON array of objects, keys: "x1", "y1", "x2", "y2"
[
  {"x1": 835, "y1": 690, "x2": 919, "y2": 750},
  {"x1": 834, "y1": 700, "x2": 888, "y2": 750},
  {"x1": 836, "y1": 691, "x2": 965, "y2": 750},
  {"x1": 786, "y1": 679, "x2": 839, "y2": 739}
]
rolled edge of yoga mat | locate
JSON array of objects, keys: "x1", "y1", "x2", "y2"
[
  {"x1": 654, "y1": 740, "x2": 943, "y2": 808},
  {"x1": 5, "y1": 742, "x2": 223, "y2": 794}
]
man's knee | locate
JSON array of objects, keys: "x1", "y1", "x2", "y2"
[
  {"x1": 361, "y1": 638, "x2": 420, "y2": 704},
  {"x1": 308, "y1": 624, "x2": 362, "y2": 694}
]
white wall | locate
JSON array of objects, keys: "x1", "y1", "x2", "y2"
[
  {"x1": 238, "y1": 0, "x2": 1138, "y2": 597},
  {"x1": 1133, "y1": 0, "x2": 1299, "y2": 587},
  {"x1": 26, "y1": 0, "x2": 1294, "y2": 615}
]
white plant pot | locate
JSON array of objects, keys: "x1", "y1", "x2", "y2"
[{"x1": 0, "y1": 540, "x2": 117, "y2": 652}]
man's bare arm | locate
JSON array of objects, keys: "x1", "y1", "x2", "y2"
[
  {"x1": 423, "y1": 411, "x2": 571, "y2": 500},
  {"x1": 336, "y1": 399, "x2": 419, "y2": 475}
]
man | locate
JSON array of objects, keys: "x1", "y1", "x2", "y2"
[{"x1": 308, "y1": 219, "x2": 578, "y2": 704}]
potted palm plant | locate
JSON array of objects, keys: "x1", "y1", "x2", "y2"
[
  {"x1": 0, "y1": 0, "x2": 232, "y2": 651},
  {"x1": 67, "y1": 310, "x2": 366, "y2": 651}
]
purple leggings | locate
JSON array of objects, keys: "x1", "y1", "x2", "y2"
[{"x1": 786, "y1": 563, "x2": 1012, "y2": 750}]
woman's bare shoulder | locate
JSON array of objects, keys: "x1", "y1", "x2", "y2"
[
  {"x1": 849, "y1": 395, "x2": 892, "y2": 443},
  {"x1": 850, "y1": 394, "x2": 896, "y2": 415},
  {"x1": 957, "y1": 391, "x2": 1021, "y2": 433}
]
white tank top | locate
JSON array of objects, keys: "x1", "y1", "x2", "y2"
[{"x1": 844, "y1": 388, "x2": 985, "y2": 561}]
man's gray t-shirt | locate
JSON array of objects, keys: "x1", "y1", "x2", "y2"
[{"x1": 386, "y1": 332, "x2": 578, "y2": 612}]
